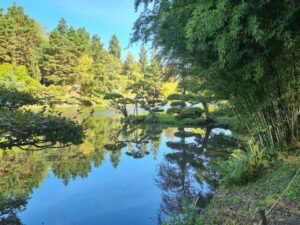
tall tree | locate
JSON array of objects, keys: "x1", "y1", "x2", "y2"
[
  {"x1": 108, "y1": 34, "x2": 121, "y2": 59},
  {"x1": 123, "y1": 52, "x2": 142, "y2": 81},
  {"x1": 90, "y1": 35, "x2": 105, "y2": 63},
  {"x1": 0, "y1": 4, "x2": 45, "y2": 80},
  {"x1": 42, "y1": 25, "x2": 78, "y2": 85},
  {"x1": 56, "y1": 18, "x2": 68, "y2": 35},
  {"x1": 139, "y1": 44, "x2": 148, "y2": 73}
]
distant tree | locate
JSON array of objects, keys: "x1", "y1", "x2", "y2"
[
  {"x1": 56, "y1": 18, "x2": 68, "y2": 35},
  {"x1": 42, "y1": 19, "x2": 94, "y2": 86},
  {"x1": 139, "y1": 44, "x2": 148, "y2": 73},
  {"x1": 90, "y1": 35, "x2": 105, "y2": 63},
  {"x1": 123, "y1": 52, "x2": 142, "y2": 81},
  {"x1": 134, "y1": 56, "x2": 165, "y2": 117},
  {"x1": 108, "y1": 34, "x2": 121, "y2": 59}
]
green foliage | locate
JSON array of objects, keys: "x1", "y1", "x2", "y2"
[
  {"x1": 133, "y1": 0, "x2": 300, "y2": 149},
  {"x1": 104, "y1": 93, "x2": 130, "y2": 117},
  {"x1": 0, "y1": 86, "x2": 38, "y2": 109},
  {"x1": 0, "y1": 86, "x2": 84, "y2": 150},
  {"x1": 170, "y1": 101, "x2": 186, "y2": 108},
  {"x1": 220, "y1": 145, "x2": 271, "y2": 186},
  {"x1": 0, "y1": 63, "x2": 42, "y2": 94},
  {"x1": 108, "y1": 34, "x2": 121, "y2": 59},
  {"x1": 42, "y1": 25, "x2": 80, "y2": 85},
  {"x1": 163, "y1": 199, "x2": 204, "y2": 225},
  {"x1": 197, "y1": 156, "x2": 300, "y2": 225},
  {"x1": 0, "y1": 4, "x2": 46, "y2": 80},
  {"x1": 123, "y1": 52, "x2": 142, "y2": 81},
  {"x1": 167, "y1": 107, "x2": 182, "y2": 115},
  {"x1": 178, "y1": 107, "x2": 203, "y2": 119},
  {"x1": 168, "y1": 94, "x2": 182, "y2": 101},
  {"x1": 139, "y1": 44, "x2": 148, "y2": 73}
]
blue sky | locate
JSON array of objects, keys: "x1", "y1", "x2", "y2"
[{"x1": 1, "y1": 0, "x2": 142, "y2": 59}]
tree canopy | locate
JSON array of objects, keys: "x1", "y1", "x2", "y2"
[{"x1": 133, "y1": 0, "x2": 300, "y2": 148}]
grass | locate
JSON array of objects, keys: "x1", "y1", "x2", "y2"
[
  {"x1": 199, "y1": 154, "x2": 300, "y2": 225},
  {"x1": 163, "y1": 152, "x2": 300, "y2": 225}
]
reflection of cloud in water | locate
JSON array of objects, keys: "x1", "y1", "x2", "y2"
[{"x1": 211, "y1": 128, "x2": 232, "y2": 136}]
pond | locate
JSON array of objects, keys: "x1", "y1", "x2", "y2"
[{"x1": 0, "y1": 108, "x2": 236, "y2": 225}]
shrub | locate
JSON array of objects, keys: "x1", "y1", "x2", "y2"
[
  {"x1": 220, "y1": 144, "x2": 271, "y2": 186},
  {"x1": 178, "y1": 107, "x2": 202, "y2": 119},
  {"x1": 0, "y1": 63, "x2": 43, "y2": 95},
  {"x1": 167, "y1": 93, "x2": 182, "y2": 101},
  {"x1": 167, "y1": 107, "x2": 182, "y2": 115},
  {"x1": 170, "y1": 101, "x2": 186, "y2": 108},
  {"x1": 144, "y1": 114, "x2": 159, "y2": 123}
]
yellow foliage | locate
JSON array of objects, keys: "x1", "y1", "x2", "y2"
[
  {"x1": 76, "y1": 54, "x2": 94, "y2": 82},
  {"x1": 80, "y1": 142, "x2": 95, "y2": 155},
  {"x1": 160, "y1": 80, "x2": 179, "y2": 98}
]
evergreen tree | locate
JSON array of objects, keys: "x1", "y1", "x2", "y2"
[
  {"x1": 42, "y1": 29, "x2": 78, "y2": 85},
  {"x1": 74, "y1": 27, "x2": 90, "y2": 57},
  {"x1": 0, "y1": 4, "x2": 45, "y2": 80},
  {"x1": 123, "y1": 52, "x2": 142, "y2": 81},
  {"x1": 90, "y1": 35, "x2": 105, "y2": 63},
  {"x1": 108, "y1": 34, "x2": 121, "y2": 59},
  {"x1": 57, "y1": 18, "x2": 68, "y2": 35},
  {"x1": 139, "y1": 44, "x2": 148, "y2": 73},
  {"x1": 0, "y1": 8, "x2": 16, "y2": 62}
]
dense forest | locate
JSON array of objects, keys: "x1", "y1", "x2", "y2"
[{"x1": 0, "y1": 4, "x2": 176, "y2": 107}]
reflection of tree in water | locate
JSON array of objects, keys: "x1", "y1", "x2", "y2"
[
  {"x1": 0, "y1": 196, "x2": 27, "y2": 225},
  {"x1": 0, "y1": 116, "x2": 124, "y2": 223},
  {"x1": 0, "y1": 150, "x2": 49, "y2": 225},
  {"x1": 105, "y1": 124, "x2": 163, "y2": 160},
  {"x1": 156, "y1": 127, "x2": 236, "y2": 223}
]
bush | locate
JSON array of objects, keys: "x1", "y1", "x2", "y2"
[
  {"x1": 144, "y1": 114, "x2": 159, "y2": 123},
  {"x1": 167, "y1": 107, "x2": 182, "y2": 115},
  {"x1": 178, "y1": 107, "x2": 202, "y2": 119},
  {"x1": 0, "y1": 63, "x2": 43, "y2": 95},
  {"x1": 170, "y1": 101, "x2": 186, "y2": 108},
  {"x1": 167, "y1": 93, "x2": 182, "y2": 101},
  {"x1": 78, "y1": 97, "x2": 94, "y2": 106},
  {"x1": 220, "y1": 144, "x2": 271, "y2": 186},
  {"x1": 153, "y1": 107, "x2": 165, "y2": 113}
]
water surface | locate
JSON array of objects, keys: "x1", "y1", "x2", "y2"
[{"x1": 0, "y1": 108, "x2": 236, "y2": 225}]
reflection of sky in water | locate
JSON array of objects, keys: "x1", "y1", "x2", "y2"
[
  {"x1": 0, "y1": 114, "x2": 235, "y2": 225},
  {"x1": 211, "y1": 128, "x2": 232, "y2": 136}
]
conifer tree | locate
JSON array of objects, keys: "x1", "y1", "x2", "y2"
[
  {"x1": 90, "y1": 35, "x2": 105, "y2": 63},
  {"x1": 123, "y1": 52, "x2": 142, "y2": 81},
  {"x1": 57, "y1": 18, "x2": 68, "y2": 35},
  {"x1": 108, "y1": 35, "x2": 121, "y2": 59},
  {"x1": 42, "y1": 26, "x2": 78, "y2": 85},
  {"x1": 0, "y1": 4, "x2": 44, "y2": 79},
  {"x1": 139, "y1": 44, "x2": 148, "y2": 73}
]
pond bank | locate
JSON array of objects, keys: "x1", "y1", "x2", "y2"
[{"x1": 198, "y1": 155, "x2": 300, "y2": 225}]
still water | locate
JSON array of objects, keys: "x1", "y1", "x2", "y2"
[{"x1": 0, "y1": 108, "x2": 236, "y2": 225}]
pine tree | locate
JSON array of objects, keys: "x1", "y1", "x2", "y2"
[
  {"x1": 123, "y1": 52, "x2": 142, "y2": 81},
  {"x1": 108, "y1": 34, "x2": 121, "y2": 59},
  {"x1": 57, "y1": 18, "x2": 68, "y2": 35},
  {"x1": 139, "y1": 44, "x2": 148, "y2": 73},
  {"x1": 90, "y1": 35, "x2": 105, "y2": 63},
  {"x1": 75, "y1": 28, "x2": 90, "y2": 56},
  {"x1": 42, "y1": 29, "x2": 78, "y2": 85}
]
